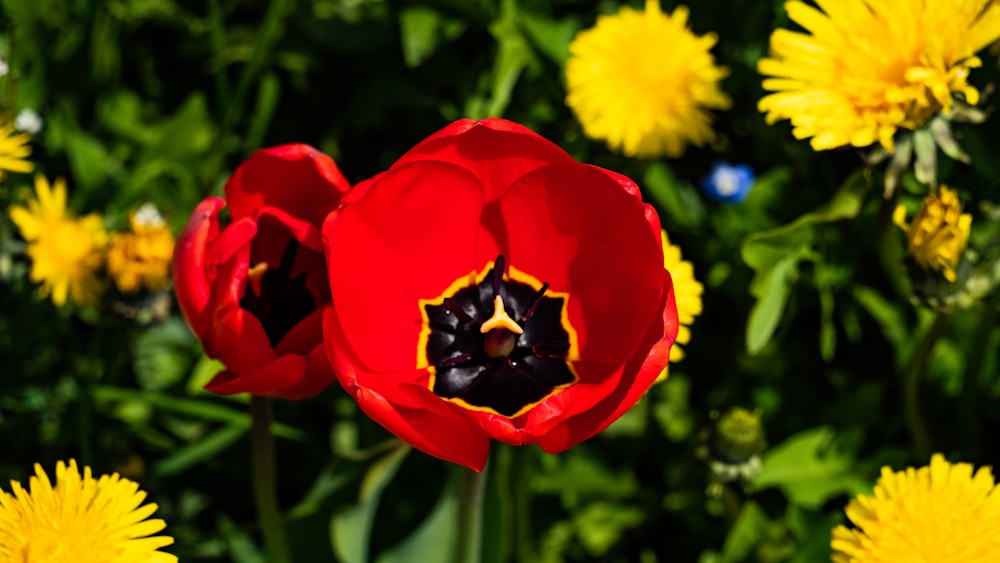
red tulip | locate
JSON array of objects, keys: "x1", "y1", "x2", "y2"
[
  {"x1": 322, "y1": 119, "x2": 678, "y2": 470},
  {"x1": 174, "y1": 144, "x2": 351, "y2": 399}
]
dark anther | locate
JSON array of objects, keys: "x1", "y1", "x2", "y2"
[
  {"x1": 531, "y1": 341, "x2": 570, "y2": 358},
  {"x1": 522, "y1": 282, "x2": 550, "y2": 321},
  {"x1": 439, "y1": 353, "x2": 473, "y2": 367},
  {"x1": 443, "y1": 298, "x2": 475, "y2": 325},
  {"x1": 491, "y1": 255, "x2": 505, "y2": 297}
]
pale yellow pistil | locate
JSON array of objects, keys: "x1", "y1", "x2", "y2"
[
  {"x1": 247, "y1": 262, "x2": 268, "y2": 296},
  {"x1": 480, "y1": 295, "x2": 523, "y2": 358}
]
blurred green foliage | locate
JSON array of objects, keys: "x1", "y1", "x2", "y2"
[{"x1": 2, "y1": 0, "x2": 1000, "y2": 561}]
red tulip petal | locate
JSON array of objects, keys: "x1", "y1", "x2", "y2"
[
  {"x1": 205, "y1": 343, "x2": 335, "y2": 400},
  {"x1": 324, "y1": 160, "x2": 489, "y2": 373},
  {"x1": 390, "y1": 119, "x2": 575, "y2": 201},
  {"x1": 173, "y1": 197, "x2": 225, "y2": 334},
  {"x1": 202, "y1": 253, "x2": 278, "y2": 374},
  {"x1": 225, "y1": 144, "x2": 350, "y2": 227},
  {"x1": 275, "y1": 307, "x2": 324, "y2": 356},
  {"x1": 491, "y1": 162, "x2": 664, "y2": 372},
  {"x1": 324, "y1": 307, "x2": 490, "y2": 471},
  {"x1": 248, "y1": 209, "x2": 330, "y2": 306},
  {"x1": 205, "y1": 217, "x2": 258, "y2": 270},
  {"x1": 535, "y1": 272, "x2": 677, "y2": 453},
  {"x1": 594, "y1": 165, "x2": 665, "y2": 241}
]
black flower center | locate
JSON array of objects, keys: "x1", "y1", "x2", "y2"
[
  {"x1": 241, "y1": 240, "x2": 318, "y2": 347},
  {"x1": 420, "y1": 255, "x2": 578, "y2": 418}
]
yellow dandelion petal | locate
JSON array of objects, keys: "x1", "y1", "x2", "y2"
[
  {"x1": 0, "y1": 460, "x2": 177, "y2": 563},
  {"x1": 8, "y1": 174, "x2": 108, "y2": 306},
  {"x1": 832, "y1": 454, "x2": 1000, "y2": 562},
  {"x1": 895, "y1": 185, "x2": 971, "y2": 282},
  {"x1": 759, "y1": 0, "x2": 1000, "y2": 152},
  {"x1": 107, "y1": 203, "x2": 176, "y2": 294},
  {"x1": 661, "y1": 230, "x2": 703, "y2": 367},
  {"x1": 0, "y1": 122, "x2": 34, "y2": 180},
  {"x1": 565, "y1": 0, "x2": 731, "y2": 158}
]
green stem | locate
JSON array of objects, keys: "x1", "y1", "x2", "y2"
[
  {"x1": 957, "y1": 296, "x2": 998, "y2": 455},
  {"x1": 456, "y1": 462, "x2": 489, "y2": 563},
  {"x1": 903, "y1": 312, "x2": 949, "y2": 457},
  {"x1": 251, "y1": 396, "x2": 291, "y2": 563},
  {"x1": 875, "y1": 183, "x2": 909, "y2": 301}
]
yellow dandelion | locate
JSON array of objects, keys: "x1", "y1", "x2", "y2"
[
  {"x1": 107, "y1": 203, "x2": 176, "y2": 294},
  {"x1": 656, "y1": 230, "x2": 704, "y2": 383},
  {"x1": 893, "y1": 185, "x2": 971, "y2": 283},
  {"x1": 565, "y1": 0, "x2": 731, "y2": 158},
  {"x1": 0, "y1": 459, "x2": 177, "y2": 563},
  {"x1": 759, "y1": 0, "x2": 1000, "y2": 152},
  {"x1": 831, "y1": 454, "x2": 1000, "y2": 562},
  {"x1": 0, "y1": 121, "x2": 34, "y2": 179},
  {"x1": 8, "y1": 174, "x2": 108, "y2": 306},
  {"x1": 662, "y1": 230, "x2": 703, "y2": 363}
]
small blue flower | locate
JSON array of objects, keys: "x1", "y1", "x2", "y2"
[{"x1": 700, "y1": 162, "x2": 755, "y2": 204}]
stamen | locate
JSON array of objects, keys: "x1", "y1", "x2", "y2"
[
  {"x1": 439, "y1": 353, "x2": 473, "y2": 367},
  {"x1": 443, "y1": 298, "x2": 475, "y2": 325},
  {"x1": 480, "y1": 295, "x2": 523, "y2": 335},
  {"x1": 522, "y1": 282, "x2": 550, "y2": 321},
  {"x1": 247, "y1": 262, "x2": 268, "y2": 297},
  {"x1": 491, "y1": 255, "x2": 506, "y2": 297}
]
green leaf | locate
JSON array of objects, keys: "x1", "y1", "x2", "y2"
[
  {"x1": 851, "y1": 285, "x2": 919, "y2": 368},
  {"x1": 245, "y1": 72, "x2": 282, "y2": 151},
  {"x1": 753, "y1": 427, "x2": 866, "y2": 509},
  {"x1": 517, "y1": 7, "x2": 579, "y2": 65},
  {"x1": 742, "y1": 172, "x2": 872, "y2": 354},
  {"x1": 330, "y1": 444, "x2": 411, "y2": 563},
  {"x1": 398, "y1": 6, "x2": 465, "y2": 68},
  {"x1": 132, "y1": 317, "x2": 196, "y2": 391},
  {"x1": 469, "y1": 0, "x2": 534, "y2": 118},
  {"x1": 643, "y1": 161, "x2": 705, "y2": 230},
  {"x1": 785, "y1": 505, "x2": 840, "y2": 563},
  {"x1": 152, "y1": 424, "x2": 246, "y2": 477},
  {"x1": 93, "y1": 385, "x2": 305, "y2": 441},
  {"x1": 721, "y1": 501, "x2": 769, "y2": 563},
  {"x1": 573, "y1": 502, "x2": 645, "y2": 557},
  {"x1": 374, "y1": 479, "x2": 458, "y2": 563},
  {"x1": 651, "y1": 373, "x2": 695, "y2": 442},
  {"x1": 65, "y1": 129, "x2": 114, "y2": 191}
]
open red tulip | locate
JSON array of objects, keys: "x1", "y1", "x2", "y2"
[
  {"x1": 174, "y1": 144, "x2": 350, "y2": 399},
  {"x1": 322, "y1": 119, "x2": 678, "y2": 470}
]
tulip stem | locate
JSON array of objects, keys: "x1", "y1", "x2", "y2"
[
  {"x1": 457, "y1": 462, "x2": 488, "y2": 563},
  {"x1": 903, "y1": 312, "x2": 949, "y2": 457},
  {"x1": 250, "y1": 395, "x2": 292, "y2": 563}
]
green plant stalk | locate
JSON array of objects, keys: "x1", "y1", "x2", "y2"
[
  {"x1": 457, "y1": 461, "x2": 489, "y2": 563},
  {"x1": 874, "y1": 182, "x2": 909, "y2": 301},
  {"x1": 903, "y1": 312, "x2": 949, "y2": 456},
  {"x1": 957, "y1": 296, "x2": 998, "y2": 454},
  {"x1": 251, "y1": 395, "x2": 292, "y2": 563}
]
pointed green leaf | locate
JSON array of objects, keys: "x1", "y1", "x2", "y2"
[{"x1": 330, "y1": 444, "x2": 411, "y2": 563}]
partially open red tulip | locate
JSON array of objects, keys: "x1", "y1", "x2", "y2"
[
  {"x1": 174, "y1": 144, "x2": 350, "y2": 399},
  {"x1": 322, "y1": 119, "x2": 678, "y2": 470}
]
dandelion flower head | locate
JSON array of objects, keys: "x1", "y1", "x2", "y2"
[
  {"x1": 0, "y1": 459, "x2": 177, "y2": 563},
  {"x1": 8, "y1": 174, "x2": 108, "y2": 306},
  {"x1": 107, "y1": 203, "x2": 175, "y2": 294},
  {"x1": 0, "y1": 121, "x2": 33, "y2": 180},
  {"x1": 661, "y1": 230, "x2": 703, "y2": 368},
  {"x1": 758, "y1": 0, "x2": 1000, "y2": 151},
  {"x1": 893, "y1": 185, "x2": 971, "y2": 283},
  {"x1": 565, "y1": 0, "x2": 731, "y2": 158},
  {"x1": 831, "y1": 453, "x2": 1000, "y2": 562}
]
